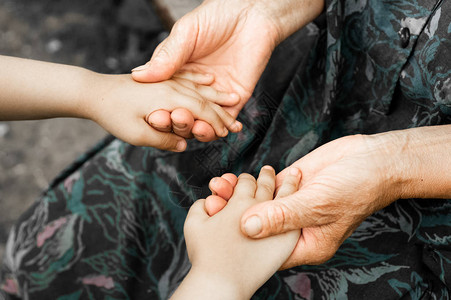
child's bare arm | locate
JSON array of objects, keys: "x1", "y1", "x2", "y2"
[
  {"x1": 171, "y1": 166, "x2": 301, "y2": 299},
  {"x1": 0, "y1": 55, "x2": 241, "y2": 151},
  {"x1": 0, "y1": 55, "x2": 94, "y2": 121}
]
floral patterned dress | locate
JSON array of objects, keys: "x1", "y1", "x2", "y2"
[{"x1": 1, "y1": 0, "x2": 450, "y2": 299}]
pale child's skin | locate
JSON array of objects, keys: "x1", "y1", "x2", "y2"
[
  {"x1": 171, "y1": 166, "x2": 301, "y2": 300},
  {"x1": 0, "y1": 55, "x2": 242, "y2": 151}
]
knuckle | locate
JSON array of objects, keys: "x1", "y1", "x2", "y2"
[
  {"x1": 287, "y1": 176, "x2": 299, "y2": 187},
  {"x1": 265, "y1": 203, "x2": 289, "y2": 234},
  {"x1": 259, "y1": 182, "x2": 274, "y2": 195},
  {"x1": 185, "y1": 199, "x2": 206, "y2": 233},
  {"x1": 214, "y1": 89, "x2": 223, "y2": 98},
  {"x1": 171, "y1": 19, "x2": 184, "y2": 34},
  {"x1": 154, "y1": 43, "x2": 164, "y2": 54},
  {"x1": 155, "y1": 46, "x2": 176, "y2": 71},
  {"x1": 279, "y1": 186, "x2": 296, "y2": 197},
  {"x1": 157, "y1": 45, "x2": 171, "y2": 59},
  {"x1": 190, "y1": 198, "x2": 205, "y2": 212},
  {"x1": 238, "y1": 173, "x2": 256, "y2": 183},
  {"x1": 196, "y1": 97, "x2": 209, "y2": 112}
]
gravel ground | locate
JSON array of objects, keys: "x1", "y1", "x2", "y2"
[{"x1": 0, "y1": 0, "x2": 164, "y2": 261}]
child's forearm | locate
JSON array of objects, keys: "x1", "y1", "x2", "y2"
[
  {"x1": 0, "y1": 55, "x2": 239, "y2": 150},
  {"x1": 170, "y1": 268, "x2": 247, "y2": 300},
  {"x1": 0, "y1": 55, "x2": 96, "y2": 121}
]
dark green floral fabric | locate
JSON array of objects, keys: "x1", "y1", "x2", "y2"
[{"x1": 1, "y1": 0, "x2": 450, "y2": 299}]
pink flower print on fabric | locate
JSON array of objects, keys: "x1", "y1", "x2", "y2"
[
  {"x1": 64, "y1": 171, "x2": 81, "y2": 194},
  {"x1": 283, "y1": 273, "x2": 312, "y2": 299},
  {"x1": 36, "y1": 216, "x2": 68, "y2": 247},
  {"x1": 81, "y1": 275, "x2": 115, "y2": 289},
  {"x1": 1, "y1": 278, "x2": 19, "y2": 295}
]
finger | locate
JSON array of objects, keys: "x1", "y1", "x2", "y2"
[
  {"x1": 171, "y1": 108, "x2": 194, "y2": 139},
  {"x1": 240, "y1": 192, "x2": 329, "y2": 238},
  {"x1": 275, "y1": 167, "x2": 301, "y2": 199},
  {"x1": 230, "y1": 173, "x2": 257, "y2": 200},
  {"x1": 209, "y1": 177, "x2": 234, "y2": 200},
  {"x1": 275, "y1": 168, "x2": 288, "y2": 190},
  {"x1": 209, "y1": 103, "x2": 242, "y2": 133},
  {"x1": 255, "y1": 166, "x2": 276, "y2": 202},
  {"x1": 133, "y1": 120, "x2": 187, "y2": 152},
  {"x1": 274, "y1": 166, "x2": 293, "y2": 195},
  {"x1": 222, "y1": 173, "x2": 238, "y2": 187},
  {"x1": 174, "y1": 77, "x2": 241, "y2": 110},
  {"x1": 170, "y1": 95, "x2": 228, "y2": 137},
  {"x1": 167, "y1": 89, "x2": 239, "y2": 136},
  {"x1": 172, "y1": 71, "x2": 214, "y2": 85},
  {"x1": 185, "y1": 199, "x2": 209, "y2": 228},
  {"x1": 189, "y1": 83, "x2": 240, "y2": 107},
  {"x1": 205, "y1": 195, "x2": 228, "y2": 216},
  {"x1": 146, "y1": 110, "x2": 172, "y2": 133},
  {"x1": 192, "y1": 121, "x2": 217, "y2": 142},
  {"x1": 132, "y1": 19, "x2": 195, "y2": 82}
]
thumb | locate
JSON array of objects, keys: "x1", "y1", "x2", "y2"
[
  {"x1": 240, "y1": 192, "x2": 325, "y2": 238},
  {"x1": 132, "y1": 20, "x2": 196, "y2": 82}
]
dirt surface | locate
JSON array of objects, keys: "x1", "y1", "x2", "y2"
[{"x1": 0, "y1": 0, "x2": 164, "y2": 261}]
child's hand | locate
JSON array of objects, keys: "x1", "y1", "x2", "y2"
[
  {"x1": 87, "y1": 72, "x2": 242, "y2": 152},
  {"x1": 172, "y1": 166, "x2": 301, "y2": 299},
  {"x1": 146, "y1": 71, "x2": 242, "y2": 139},
  {"x1": 146, "y1": 72, "x2": 245, "y2": 141}
]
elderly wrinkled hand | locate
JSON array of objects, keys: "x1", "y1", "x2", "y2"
[
  {"x1": 132, "y1": 0, "x2": 324, "y2": 142},
  {"x1": 207, "y1": 131, "x2": 434, "y2": 268}
]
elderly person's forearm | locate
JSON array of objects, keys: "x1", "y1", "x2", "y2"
[{"x1": 370, "y1": 125, "x2": 451, "y2": 200}]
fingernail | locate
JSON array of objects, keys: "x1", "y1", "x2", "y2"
[
  {"x1": 244, "y1": 216, "x2": 262, "y2": 237},
  {"x1": 230, "y1": 93, "x2": 240, "y2": 101},
  {"x1": 176, "y1": 140, "x2": 186, "y2": 152},
  {"x1": 222, "y1": 127, "x2": 228, "y2": 137},
  {"x1": 131, "y1": 64, "x2": 149, "y2": 72},
  {"x1": 173, "y1": 122, "x2": 188, "y2": 129},
  {"x1": 262, "y1": 165, "x2": 273, "y2": 171},
  {"x1": 150, "y1": 122, "x2": 171, "y2": 129},
  {"x1": 290, "y1": 168, "x2": 299, "y2": 176},
  {"x1": 233, "y1": 121, "x2": 242, "y2": 131}
]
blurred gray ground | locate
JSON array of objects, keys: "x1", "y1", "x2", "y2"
[{"x1": 0, "y1": 0, "x2": 164, "y2": 262}]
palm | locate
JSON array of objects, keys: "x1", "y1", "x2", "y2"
[
  {"x1": 177, "y1": 2, "x2": 278, "y2": 116},
  {"x1": 132, "y1": 1, "x2": 279, "y2": 140},
  {"x1": 277, "y1": 138, "x2": 391, "y2": 267},
  {"x1": 281, "y1": 176, "x2": 366, "y2": 268}
]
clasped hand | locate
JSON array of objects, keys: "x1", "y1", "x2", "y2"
[
  {"x1": 132, "y1": 0, "x2": 323, "y2": 142},
  {"x1": 173, "y1": 166, "x2": 301, "y2": 299},
  {"x1": 207, "y1": 134, "x2": 399, "y2": 268}
]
